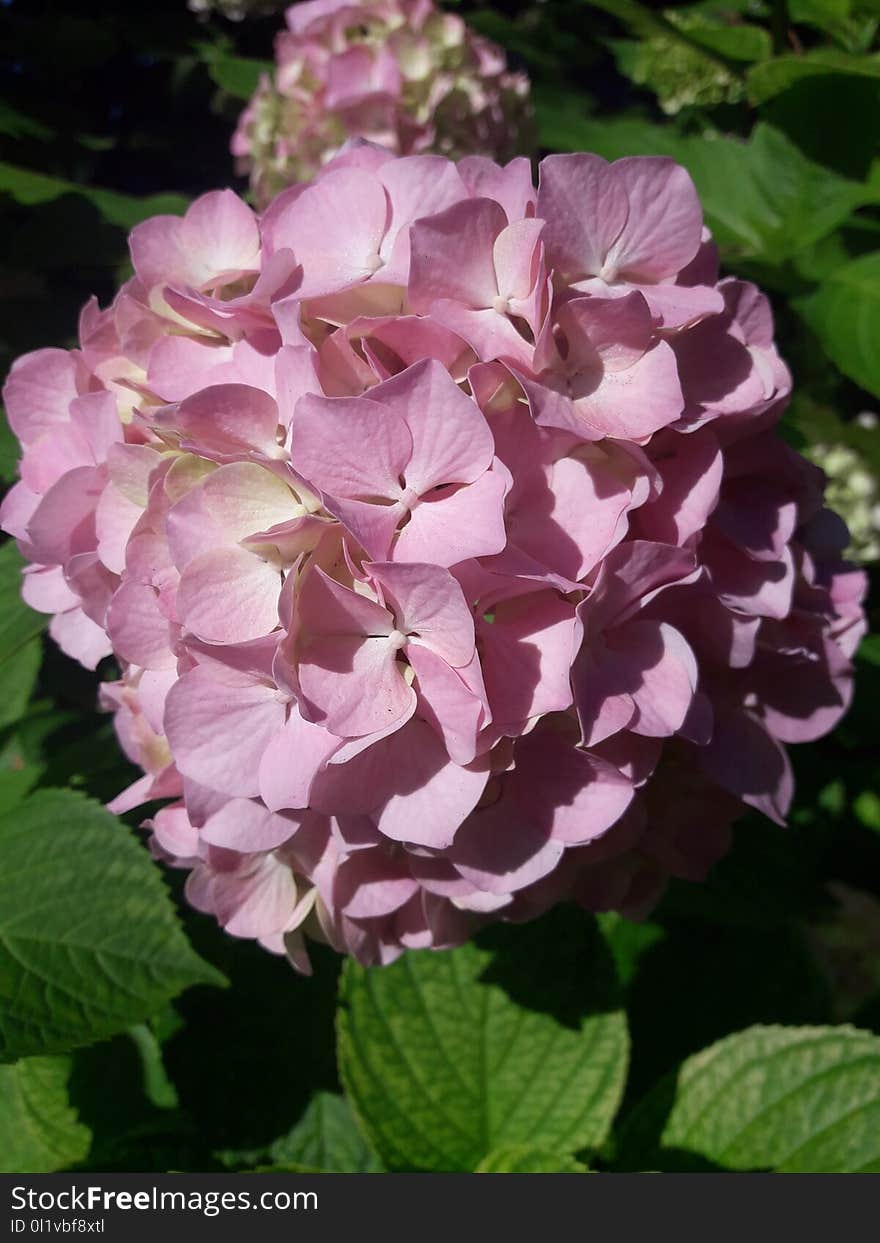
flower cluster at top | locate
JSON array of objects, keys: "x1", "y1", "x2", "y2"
[
  {"x1": 232, "y1": 0, "x2": 532, "y2": 205},
  {"x1": 1, "y1": 144, "x2": 867, "y2": 970}
]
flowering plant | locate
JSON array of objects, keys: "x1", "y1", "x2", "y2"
[
  {"x1": 231, "y1": 0, "x2": 532, "y2": 204},
  {"x1": 2, "y1": 144, "x2": 865, "y2": 972}
]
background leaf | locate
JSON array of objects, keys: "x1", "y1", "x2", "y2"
[
  {"x1": 0, "y1": 636, "x2": 42, "y2": 731},
  {"x1": 0, "y1": 789, "x2": 224, "y2": 1061},
  {"x1": 0, "y1": 541, "x2": 46, "y2": 665},
  {"x1": 747, "y1": 51, "x2": 880, "y2": 104},
  {"x1": 201, "y1": 49, "x2": 273, "y2": 100},
  {"x1": 0, "y1": 1056, "x2": 91, "y2": 1173},
  {"x1": 475, "y1": 1145, "x2": 589, "y2": 1173},
  {"x1": 338, "y1": 908, "x2": 629, "y2": 1172},
  {"x1": 618, "y1": 1024, "x2": 880, "y2": 1172},
  {"x1": 797, "y1": 252, "x2": 880, "y2": 396},
  {"x1": 268, "y1": 1092, "x2": 382, "y2": 1173},
  {"x1": 0, "y1": 161, "x2": 189, "y2": 230}
]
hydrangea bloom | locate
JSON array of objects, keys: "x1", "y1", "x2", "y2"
[
  {"x1": 2, "y1": 145, "x2": 866, "y2": 970},
  {"x1": 232, "y1": 0, "x2": 532, "y2": 205},
  {"x1": 807, "y1": 432, "x2": 880, "y2": 563}
]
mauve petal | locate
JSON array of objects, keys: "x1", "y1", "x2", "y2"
[
  {"x1": 107, "y1": 580, "x2": 176, "y2": 670},
  {"x1": 366, "y1": 358, "x2": 494, "y2": 491},
  {"x1": 479, "y1": 590, "x2": 581, "y2": 728},
  {"x1": 537, "y1": 153, "x2": 628, "y2": 282},
  {"x1": 297, "y1": 631, "x2": 415, "y2": 738},
  {"x1": 571, "y1": 341, "x2": 684, "y2": 442},
  {"x1": 605, "y1": 157, "x2": 703, "y2": 282},
  {"x1": 49, "y1": 607, "x2": 112, "y2": 671},
  {"x1": 176, "y1": 546, "x2": 282, "y2": 644},
  {"x1": 392, "y1": 468, "x2": 509, "y2": 568},
  {"x1": 164, "y1": 668, "x2": 286, "y2": 797},
  {"x1": 259, "y1": 709, "x2": 340, "y2": 811},
  {"x1": 3, "y1": 348, "x2": 82, "y2": 444},
  {"x1": 520, "y1": 735, "x2": 634, "y2": 846},
  {"x1": 336, "y1": 852, "x2": 420, "y2": 920},
  {"x1": 200, "y1": 798, "x2": 303, "y2": 851},
  {"x1": 26, "y1": 465, "x2": 103, "y2": 568},
  {"x1": 409, "y1": 198, "x2": 505, "y2": 310},
  {"x1": 408, "y1": 645, "x2": 487, "y2": 765},
  {"x1": 368, "y1": 560, "x2": 475, "y2": 666},
  {"x1": 292, "y1": 390, "x2": 412, "y2": 501},
  {"x1": 450, "y1": 800, "x2": 564, "y2": 895},
  {"x1": 699, "y1": 709, "x2": 793, "y2": 826},
  {"x1": 265, "y1": 167, "x2": 388, "y2": 298},
  {"x1": 616, "y1": 620, "x2": 698, "y2": 738}
]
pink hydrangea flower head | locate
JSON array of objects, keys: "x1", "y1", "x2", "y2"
[
  {"x1": 232, "y1": 0, "x2": 534, "y2": 206},
  {"x1": 1, "y1": 145, "x2": 865, "y2": 970}
]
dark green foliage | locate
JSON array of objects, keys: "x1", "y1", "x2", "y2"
[{"x1": 0, "y1": 0, "x2": 877, "y2": 1176}]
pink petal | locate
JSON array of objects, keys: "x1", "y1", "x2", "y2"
[
  {"x1": 450, "y1": 799, "x2": 564, "y2": 894},
  {"x1": 605, "y1": 157, "x2": 703, "y2": 281},
  {"x1": 368, "y1": 560, "x2": 475, "y2": 665},
  {"x1": 408, "y1": 646, "x2": 488, "y2": 764},
  {"x1": 3, "y1": 348, "x2": 82, "y2": 444},
  {"x1": 266, "y1": 168, "x2": 388, "y2": 298},
  {"x1": 365, "y1": 358, "x2": 494, "y2": 492},
  {"x1": 512, "y1": 728, "x2": 634, "y2": 844},
  {"x1": 291, "y1": 390, "x2": 412, "y2": 501},
  {"x1": 107, "y1": 580, "x2": 176, "y2": 670},
  {"x1": 392, "y1": 468, "x2": 509, "y2": 567},
  {"x1": 177, "y1": 546, "x2": 282, "y2": 643},
  {"x1": 537, "y1": 153, "x2": 628, "y2": 282},
  {"x1": 164, "y1": 667, "x2": 287, "y2": 797},
  {"x1": 259, "y1": 709, "x2": 341, "y2": 811},
  {"x1": 409, "y1": 198, "x2": 506, "y2": 310},
  {"x1": 156, "y1": 384, "x2": 283, "y2": 460},
  {"x1": 200, "y1": 798, "x2": 303, "y2": 851}
]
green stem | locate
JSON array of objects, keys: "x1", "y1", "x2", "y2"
[{"x1": 771, "y1": 0, "x2": 790, "y2": 54}]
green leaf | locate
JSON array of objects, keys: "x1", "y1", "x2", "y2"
[
  {"x1": 597, "y1": 912, "x2": 664, "y2": 989},
  {"x1": 797, "y1": 252, "x2": 880, "y2": 397},
  {"x1": 0, "y1": 543, "x2": 45, "y2": 728},
  {"x1": 0, "y1": 788, "x2": 225, "y2": 1061},
  {"x1": 533, "y1": 85, "x2": 597, "y2": 152},
  {"x1": 0, "y1": 765, "x2": 42, "y2": 817},
  {"x1": 748, "y1": 51, "x2": 880, "y2": 105},
  {"x1": 790, "y1": 0, "x2": 851, "y2": 25},
  {"x1": 0, "y1": 161, "x2": 189, "y2": 230},
  {"x1": 610, "y1": 37, "x2": 745, "y2": 114},
  {"x1": 0, "y1": 1057, "x2": 91, "y2": 1173},
  {"x1": 858, "y1": 635, "x2": 880, "y2": 667},
  {"x1": 559, "y1": 120, "x2": 871, "y2": 263},
  {"x1": 475, "y1": 1145, "x2": 589, "y2": 1173},
  {"x1": 620, "y1": 1025, "x2": 880, "y2": 1172},
  {"x1": 684, "y1": 18, "x2": 771, "y2": 62},
  {"x1": 0, "y1": 541, "x2": 47, "y2": 664},
  {"x1": 854, "y1": 790, "x2": 880, "y2": 831},
  {"x1": 0, "y1": 637, "x2": 42, "y2": 731},
  {"x1": 194, "y1": 31, "x2": 269, "y2": 102},
  {"x1": 337, "y1": 908, "x2": 629, "y2": 1172},
  {"x1": 269, "y1": 1093, "x2": 382, "y2": 1173},
  {"x1": 201, "y1": 48, "x2": 272, "y2": 100},
  {"x1": 0, "y1": 102, "x2": 55, "y2": 142},
  {"x1": 0, "y1": 410, "x2": 21, "y2": 484},
  {"x1": 762, "y1": 73, "x2": 880, "y2": 180}
]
